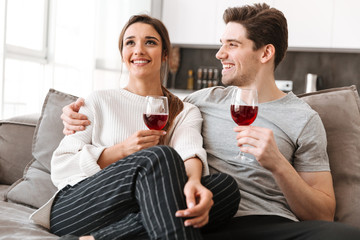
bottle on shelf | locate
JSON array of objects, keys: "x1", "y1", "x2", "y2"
[
  {"x1": 213, "y1": 68, "x2": 219, "y2": 86},
  {"x1": 195, "y1": 67, "x2": 220, "y2": 90},
  {"x1": 207, "y1": 68, "x2": 214, "y2": 87},
  {"x1": 187, "y1": 69, "x2": 194, "y2": 90},
  {"x1": 202, "y1": 68, "x2": 208, "y2": 88},
  {"x1": 197, "y1": 68, "x2": 202, "y2": 90}
]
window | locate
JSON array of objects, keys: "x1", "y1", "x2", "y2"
[
  {"x1": 6, "y1": 0, "x2": 48, "y2": 59},
  {"x1": 1, "y1": 0, "x2": 49, "y2": 119},
  {"x1": 0, "y1": 0, "x2": 157, "y2": 119},
  {"x1": 3, "y1": 59, "x2": 45, "y2": 116}
]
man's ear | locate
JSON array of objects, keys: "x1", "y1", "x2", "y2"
[{"x1": 260, "y1": 44, "x2": 275, "y2": 64}]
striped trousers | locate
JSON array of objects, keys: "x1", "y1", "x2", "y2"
[{"x1": 50, "y1": 146, "x2": 240, "y2": 240}]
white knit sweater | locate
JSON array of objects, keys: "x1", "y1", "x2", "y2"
[
  {"x1": 51, "y1": 88, "x2": 209, "y2": 190},
  {"x1": 31, "y1": 88, "x2": 208, "y2": 229}
]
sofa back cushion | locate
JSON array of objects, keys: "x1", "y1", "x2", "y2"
[
  {"x1": 298, "y1": 85, "x2": 360, "y2": 228},
  {"x1": 0, "y1": 114, "x2": 38, "y2": 185},
  {"x1": 6, "y1": 89, "x2": 78, "y2": 208}
]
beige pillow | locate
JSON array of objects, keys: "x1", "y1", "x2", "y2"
[
  {"x1": 298, "y1": 85, "x2": 360, "y2": 228},
  {"x1": 6, "y1": 89, "x2": 78, "y2": 209}
]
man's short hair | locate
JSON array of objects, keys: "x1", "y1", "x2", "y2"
[{"x1": 223, "y1": 3, "x2": 288, "y2": 69}]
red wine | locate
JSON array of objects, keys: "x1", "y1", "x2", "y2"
[
  {"x1": 231, "y1": 105, "x2": 258, "y2": 125},
  {"x1": 143, "y1": 113, "x2": 169, "y2": 130}
]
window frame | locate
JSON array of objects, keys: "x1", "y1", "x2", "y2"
[
  {"x1": 5, "y1": 0, "x2": 49, "y2": 63},
  {"x1": 0, "y1": 0, "x2": 49, "y2": 118}
]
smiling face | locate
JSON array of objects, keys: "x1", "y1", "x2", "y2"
[
  {"x1": 122, "y1": 22, "x2": 163, "y2": 81},
  {"x1": 216, "y1": 22, "x2": 263, "y2": 87}
]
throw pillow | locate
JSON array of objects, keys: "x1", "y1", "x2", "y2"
[
  {"x1": 298, "y1": 85, "x2": 360, "y2": 228},
  {"x1": 0, "y1": 114, "x2": 39, "y2": 185},
  {"x1": 6, "y1": 89, "x2": 78, "y2": 209}
]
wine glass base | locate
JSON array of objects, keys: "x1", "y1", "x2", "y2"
[{"x1": 234, "y1": 153, "x2": 256, "y2": 163}]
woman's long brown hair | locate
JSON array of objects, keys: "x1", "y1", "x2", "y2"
[{"x1": 118, "y1": 14, "x2": 184, "y2": 145}]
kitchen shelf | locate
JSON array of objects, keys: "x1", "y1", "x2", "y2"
[{"x1": 172, "y1": 43, "x2": 360, "y2": 54}]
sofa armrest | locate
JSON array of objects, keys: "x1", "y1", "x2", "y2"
[{"x1": 0, "y1": 113, "x2": 40, "y2": 185}]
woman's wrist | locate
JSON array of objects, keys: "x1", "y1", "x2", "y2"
[
  {"x1": 184, "y1": 158, "x2": 203, "y2": 181},
  {"x1": 98, "y1": 144, "x2": 126, "y2": 169},
  {"x1": 186, "y1": 176, "x2": 201, "y2": 184}
]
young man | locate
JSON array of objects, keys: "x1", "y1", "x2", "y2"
[
  {"x1": 183, "y1": 4, "x2": 360, "y2": 239},
  {"x1": 62, "y1": 3, "x2": 360, "y2": 239}
]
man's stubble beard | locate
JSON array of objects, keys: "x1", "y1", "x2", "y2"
[
  {"x1": 221, "y1": 63, "x2": 259, "y2": 87},
  {"x1": 221, "y1": 74, "x2": 253, "y2": 87}
]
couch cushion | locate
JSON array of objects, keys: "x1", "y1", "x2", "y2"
[
  {"x1": 6, "y1": 89, "x2": 78, "y2": 209},
  {"x1": 0, "y1": 185, "x2": 9, "y2": 201},
  {"x1": 0, "y1": 200, "x2": 58, "y2": 239},
  {"x1": 0, "y1": 114, "x2": 39, "y2": 185},
  {"x1": 298, "y1": 85, "x2": 360, "y2": 228}
]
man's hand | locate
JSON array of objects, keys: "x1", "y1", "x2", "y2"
[
  {"x1": 61, "y1": 98, "x2": 91, "y2": 135},
  {"x1": 175, "y1": 179, "x2": 213, "y2": 228},
  {"x1": 234, "y1": 125, "x2": 336, "y2": 221},
  {"x1": 234, "y1": 125, "x2": 288, "y2": 171}
]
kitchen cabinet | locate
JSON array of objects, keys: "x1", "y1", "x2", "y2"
[
  {"x1": 162, "y1": 0, "x2": 360, "y2": 51},
  {"x1": 275, "y1": 0, "x2": 360, "y2": 50},
  {"x1": 332, "y1": 0, "x2": 360, "y2": 49},
  {"x1": 162, "y1": 0, "x2": 274, "y2": 46},
  {"x1": 162, "y1": 0, "x2": 218, "y2": 45},
  {"x1": 273, "y1": 0, "x2": 333, "y2": 49}
]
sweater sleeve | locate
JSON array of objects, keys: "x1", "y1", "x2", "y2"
[
  {"x1": 168, "y1": 102, "x2": 209, "y2": 176},
  {"x1": 51, "y1": 93, "x2": 105, "y2": 189}
]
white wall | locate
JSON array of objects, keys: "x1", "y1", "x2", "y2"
[{"x1": 93, "y1": 0, "x2": 152, "y2": 91}]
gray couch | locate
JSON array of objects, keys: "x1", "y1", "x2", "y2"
[{"x1": 1, "y1": 86, "x2": 360, "y2": 239}]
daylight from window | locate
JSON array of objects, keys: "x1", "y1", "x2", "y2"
[{"x1": 0, "y1": 0, "x2": 152, "y2": 119}]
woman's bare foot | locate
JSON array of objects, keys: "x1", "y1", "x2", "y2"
[{"x1": 79, "y1": 236, "x2": 95, "y2": 240}]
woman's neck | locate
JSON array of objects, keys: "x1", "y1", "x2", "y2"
[
  {"x1": 125, "y1": 73, "x2": 164, "y2": 96},
  {"x1": 124, "y1": 82, "x2": 163, "y2": 96}
]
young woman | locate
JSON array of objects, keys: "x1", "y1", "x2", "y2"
[{"x1": 31, "y1": 15, "x2": 240, "y2": 240}]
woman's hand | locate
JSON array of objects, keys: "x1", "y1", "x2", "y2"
[
  {"x1": 175, "y1": 179, "x2": 213, "y2": 228},
  {"x1": 98, "y1": 130, "x2": 166, "y2": 169},
  {"x1": 119, "y1": 130, "x2": 166, "y2": 157}
]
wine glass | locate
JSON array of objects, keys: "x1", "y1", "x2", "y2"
[
  {"x1": 230, "y1": 88, "x2": 258, "y2": 161},
  {"x1": 143, "y1": 96, "x2": 169, "y2": 130}
]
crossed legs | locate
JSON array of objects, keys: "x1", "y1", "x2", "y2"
[{"x1": 50, "y1": 146, "x2": 240, "y2": 240}]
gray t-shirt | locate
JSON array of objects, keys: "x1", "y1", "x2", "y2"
[{"x1": 184, "y1": 86, "x2": 330, "y2": 221}]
